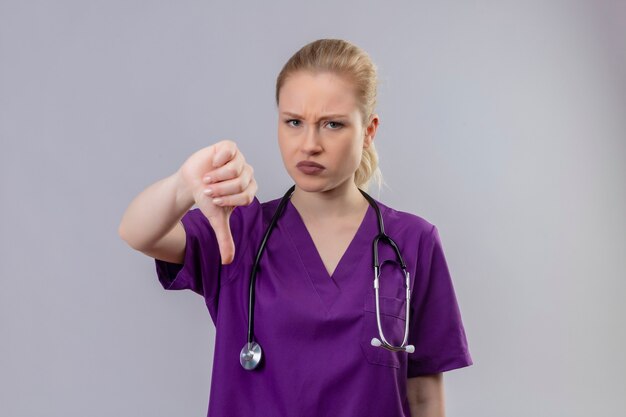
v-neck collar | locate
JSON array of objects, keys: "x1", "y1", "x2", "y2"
[{"x1": 282, "y1": 197, "x2": 379, "y2": 314}]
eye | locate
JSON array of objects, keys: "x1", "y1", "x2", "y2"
[
  {"x1": 327, "y1": 121, "x2": 344, "y2": 130},
  {"x1": 286, "y1": 119, "x2": 301, "y2": 127}
]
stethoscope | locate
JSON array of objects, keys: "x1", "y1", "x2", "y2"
[{"x1": 240, "y1": 184, "x2": 415, "y2": 370}]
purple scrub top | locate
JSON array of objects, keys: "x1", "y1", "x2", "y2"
[{"x1": 154, "y1": 194, "x2": 473, "y2": 417}]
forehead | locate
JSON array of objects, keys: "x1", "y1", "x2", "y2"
[{"x1": 278, "y1": 71, "x2": 358, "y2": 115}]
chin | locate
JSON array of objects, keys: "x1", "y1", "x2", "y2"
[
  {"x1": 289, "y1": 174, "x2": 329, "y2": 193},
  {"x1": 292, "y1": 181, "x2": 324, "y2": 193}
]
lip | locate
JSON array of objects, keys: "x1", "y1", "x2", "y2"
[
  {"x1": 296, "y1": 160, "x2": 325, "y2": 175},
  {"x1": 296, "y1": 160, "x2": 325, "y2": 169}
]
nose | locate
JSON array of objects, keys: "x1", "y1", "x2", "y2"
[{"x1": 301, "y1": 125, "x2": 322, "y2": 155}]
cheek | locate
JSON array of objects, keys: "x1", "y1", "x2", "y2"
[
  {"x1": 336, "y1": 135, "x2": 364, "y2": 166},
  {"x1": 276, "y1": 138, "x2": 288, "y2": 163},
  {"x1": 277, "y1": 135, "x2": 295, "y2": 170},
  {"x1": 277, "y1": 127, "x2": 289, "y2": 150}
]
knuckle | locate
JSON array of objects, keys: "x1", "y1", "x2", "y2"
[
  {"x1": 226, "y1": 140, "x2": 238, "y2": 153},
  {"x1": 208, "y1": 184, "x2": 220, "y2": 196}
]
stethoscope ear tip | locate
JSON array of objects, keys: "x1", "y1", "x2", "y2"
[{"x1": 371, "y1": 337, "x2": 382, "y2": 347}]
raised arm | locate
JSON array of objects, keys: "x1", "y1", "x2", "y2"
[
  {"x1": 118, "y1": 170, "x2": 193, "y2": 263},
  {"x1": 118, "y1": 140, "x2": 257, "y2": 265}
]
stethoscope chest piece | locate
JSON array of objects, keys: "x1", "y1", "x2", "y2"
[{"x1": 240, "y1": 341, "x2": 262, "y2": 370}]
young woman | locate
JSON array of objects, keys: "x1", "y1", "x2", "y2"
[{"x1": 119, "y1": 38, "x2": 473, "y2": 417}]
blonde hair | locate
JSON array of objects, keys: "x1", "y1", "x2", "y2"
[{"x1": 275, "y1": 38, "x2": 383, "y2": 193}]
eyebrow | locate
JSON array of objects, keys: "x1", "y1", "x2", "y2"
[{"x1": 280, "y1": 111, "x2": 349, "y2": 121}]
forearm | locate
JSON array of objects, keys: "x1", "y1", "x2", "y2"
[
  {"x1": 118, "y1": 169, "x2": 194, "y2": 250},
  {"x1": 407, "y1": 374, "x2": 445, "y2": 417},
  {"x1": 408, "y1": 398, "x2": 445, "y2": 417}
]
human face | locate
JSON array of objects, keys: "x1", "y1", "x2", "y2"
[{"x1": 277, "y1": 71, "x2": 377, "y2": 194}]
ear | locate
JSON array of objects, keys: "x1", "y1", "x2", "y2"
[{"x1": 363, "y1": 113, "x2": 379, "y2": 149}]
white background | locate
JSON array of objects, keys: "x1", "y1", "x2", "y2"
[{"x1": 1, "y1": 0, "x2": 625, "y2": 416}]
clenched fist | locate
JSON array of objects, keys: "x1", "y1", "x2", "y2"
[{"x1": 177, "y1": 140, "x2": 257, "y2": 264}]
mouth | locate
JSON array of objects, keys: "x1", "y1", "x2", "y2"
[
  {"x1": 296, "y1": 161, "x2": 325, "y2": 169},
  {"x1": 296, "y1": 160, "x2": 325, "y2": 175}
]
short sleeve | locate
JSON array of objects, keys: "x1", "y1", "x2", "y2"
[
  {"x1": 154, "y1": 208, "x2": 223, "y2": 300},
  {"x1": 406, "y1": 225, "x2": 473, "y2": 377}
]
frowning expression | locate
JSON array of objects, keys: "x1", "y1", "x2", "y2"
[{"x1": 277, "y1": 70, "x2": 376, "y2": 192}]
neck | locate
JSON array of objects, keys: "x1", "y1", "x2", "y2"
[{"x1": 290, "y1": 178, "x2": 369, "y2": 219}]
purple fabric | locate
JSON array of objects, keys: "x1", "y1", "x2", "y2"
[{"x1": 154, "y1": 195, "x2": 473, "y2": 417}]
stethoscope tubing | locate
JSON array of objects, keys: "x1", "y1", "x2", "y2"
[
  {"x1": 246, "y1": 184, "x2": 296, "y2": 345},
  {"x1": 241, "y1": 184, "x2": 414, "y2": 370}
]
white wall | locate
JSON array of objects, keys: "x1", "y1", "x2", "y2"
[{"x1": 1, "y1": 0, "x2": 624, "y2": 415}]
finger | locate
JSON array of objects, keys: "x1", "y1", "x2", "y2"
[
  {"x1": 211, "y1": 177, "x2": 257, "y2": 208},
  {"x1": 212, "y1": 141, "x2": 238, "y2": 168},
  {"x1": 203, "y1": 164, "x2": 253, "y2": 197},
  {"x1": 207, "y1": 211, "x2": 236, "y2": 265},
  {"x1": 203, "y1": 152, "x2": 245, "y2": 184}
]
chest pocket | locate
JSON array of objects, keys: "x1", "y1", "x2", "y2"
[{"x1": 359, "y1": 291, "x2": 407, "y2": 368}]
